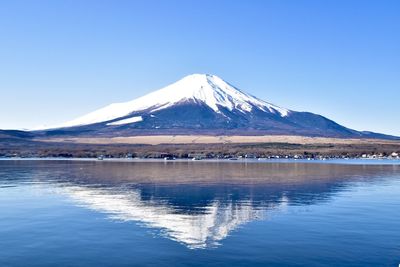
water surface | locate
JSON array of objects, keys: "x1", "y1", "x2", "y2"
[{"x1": 0, "y1": 160, "x2": 399, "y2": 266}]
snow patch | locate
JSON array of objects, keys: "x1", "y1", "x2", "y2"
[{"x1": 106, "y1": 116, "x2": 143, "y2": 126}]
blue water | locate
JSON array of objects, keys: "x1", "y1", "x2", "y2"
[{"x1": 0, "y1": 160, "x2": 399, "y2": 266}]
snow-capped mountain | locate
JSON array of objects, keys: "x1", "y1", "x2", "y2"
[
  {"x1": 49, "y1": 74, "x2": 290, "y2": 128},
  {"x1": 35, "y1": 74, "x2": 394, "y2": 139}
]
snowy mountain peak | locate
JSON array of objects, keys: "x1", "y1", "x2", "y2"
[
  {"x1": 44, "y1": 74, "x2": 290, "y2": 129},
  {"x1": 31, "y1": 74, "x2": 397, "y2": 140},
  {"x1": 189, "y1": 74, "x2": 288, "y2": 114}
]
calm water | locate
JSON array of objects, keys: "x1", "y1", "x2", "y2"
[{"x1": 0, "y1": 160, "x2": 399, "y2": 267}]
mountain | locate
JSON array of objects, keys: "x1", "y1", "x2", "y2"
[
  {"x1": 0, "y1": 130, "x2": 34, "y2": 141},
  {"x1": 35, "y1": 74, "x2": 397, "y2": 139}
]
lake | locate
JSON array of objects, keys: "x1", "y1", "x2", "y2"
[{"x1": 0, "y1": 159, "x2": 399, "y2": 266}]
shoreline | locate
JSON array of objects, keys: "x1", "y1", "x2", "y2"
[
  {"x1": 2, "y1": 135, "x2": 400, "y2": 159},
  {"x1": 1, "y1": 157, "x2": 400, "y2": 165}
]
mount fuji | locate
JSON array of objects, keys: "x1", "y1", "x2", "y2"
[{"x1": 35, "y1": 74, "x2": 396, "y2": 139}]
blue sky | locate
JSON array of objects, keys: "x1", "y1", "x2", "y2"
[{"x1": 0, "y1": 0, "x2": 399, "y2": 135}]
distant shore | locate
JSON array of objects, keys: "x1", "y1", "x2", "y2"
[
  {"x1": 1, "y1": 134, "x2": 400, "y2": 159},
  {"x1": 1, "y1": 157, "x2": 400, "y2": 165}
]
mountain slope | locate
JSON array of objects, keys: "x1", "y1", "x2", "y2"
[
  {"x1": 48, "y1": 74, "x2": 289, "y2": 129},
  {"x1": 34, "y1": 74, "x2": 398, "y2": 139},
  {"x1": 0, "y1": 130, "x2": 35, "y2": 141}
]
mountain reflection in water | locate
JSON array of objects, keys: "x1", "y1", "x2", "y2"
[{"x1": 1, "y1": 160, "x2": 399, "y2": 249}]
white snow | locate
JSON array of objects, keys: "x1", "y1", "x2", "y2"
[
  {"x1": 42, "y1": 74, "x2": 290, "y2": 129},
  {"x1": 106, "y1": 116, "x2": 143, "y2": 126}
]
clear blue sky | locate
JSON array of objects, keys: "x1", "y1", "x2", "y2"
[{"x1": 0, "y1": 0, "x2": 399, "y2": 135}]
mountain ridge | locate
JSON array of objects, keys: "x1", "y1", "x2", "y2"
[{"x1": 30, "y1": 74, "x2": 399, "y2": 140}]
